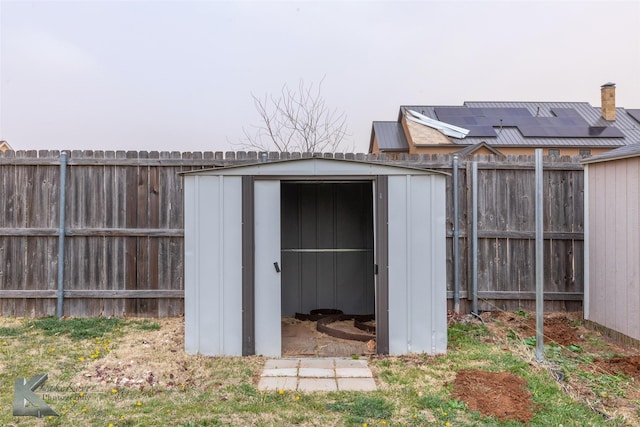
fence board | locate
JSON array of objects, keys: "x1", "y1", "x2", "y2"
[{"x1": 0, "y1": 151, "x2": 586, "y2": 316}]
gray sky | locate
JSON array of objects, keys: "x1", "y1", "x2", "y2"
[{"x1": 1, "y1": 0, "x2": 639, "y2": 153}]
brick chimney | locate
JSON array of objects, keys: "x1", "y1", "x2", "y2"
[{"x1": 601, "y1": 82, "x2": 616, "y2": 121}]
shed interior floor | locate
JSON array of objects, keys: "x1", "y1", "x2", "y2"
[{"x1": 281, "y1": 317, "x2": 376, "y2": 357}]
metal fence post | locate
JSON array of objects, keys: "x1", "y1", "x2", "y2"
[
  {"x1": 452, "y1": 155, "x2": 460, "y2": 313},
  {"x1": 471, "y1": 161, "x2": 478, "y2": 315},
  {"x1": 56, "y1": 152, "x2": 68, "y2": 318},
  {"x1": 535, "y1": 149, "x2": 544, "y2": 362}
]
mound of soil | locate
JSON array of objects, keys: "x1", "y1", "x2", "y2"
[
  {"x1": 481, "y1": 310, "x2": 640, "y2": 424},
  {"x1": 487, "y1": 311, "x2": 582, "y2": 346},
  {"x1": 452, "y1": 369, "x2": 535, "y2": 424},
  {"x1": 592, "y1": 356, "x2": 640, "y2": 380}
]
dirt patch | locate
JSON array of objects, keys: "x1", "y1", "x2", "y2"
[
  {"x1": 530, "y1": 315, "x2": 581, "y2": 346},
  {"x1": 482, "y1": 310, "x2": 640, "y2": 424},
  {"x1": 592, "y1": 356, "x2": 640, "y2": 380},
  {"x1": 73, "y1": 317, "x2": 376, "y2": 389},
  {"x1": 486, "y1": 311, "x2": 640, "y2": 377},
  {"x1": 452, "y1": 369, "x2": 535, "y2": 424},
  {"x1": 486, "y1": 311, "x2": 583, "y2": 346},
  {"x1": 74, "y1": 318, "x2": 206, "y2": 391}
]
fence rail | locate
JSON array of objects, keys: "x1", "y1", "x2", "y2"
[{"x1": 0, "y1": 150, "x2": 585, "y2": 317}]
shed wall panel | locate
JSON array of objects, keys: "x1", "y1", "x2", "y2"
[
  {"x1": 184, "y1": 176, "x2": 242, "y2": 355},
  {"x1": 388, "y1": 176, "x2": 408, "y2": 354},
  {"x1": 429, "y1": 175, "x2": 448, "y2": 352},
  {"x1": 388, "y1": 175, "x2": 447, "y2": 354},
  {"x1": 408, "y1": 177, "x2": 431, "y2": 351},
  {"x1": 222, "y1": 178, "x2": 243, "y2": 353},
  {"x1": 184, "y1": 178, "x2": 197, "y2": 353}
]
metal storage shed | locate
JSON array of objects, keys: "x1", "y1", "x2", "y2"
[
  {"x1": 182, "y1": 157, "x2": 447, "y2": 357},
  {"x1": 583, "y1": 145, "x2": 640, "y2": 344}
]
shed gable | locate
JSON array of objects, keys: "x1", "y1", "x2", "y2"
[{"x1": 181, "y1": 157, "x2": 443, "y2": 177}]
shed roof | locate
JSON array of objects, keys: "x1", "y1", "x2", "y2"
[
  {"x1": 180, "y1": 157, "x2": 448, "y2": 177},
  {"x1": 581, "y1": 142, "x2": 640, "y2": 164}
]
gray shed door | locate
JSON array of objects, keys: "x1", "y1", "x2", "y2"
[
  {"x1": 280, "y1": 182, "x2": 375, "y2": 316},
  {"x1": 254, "y1": 180, "x2": 282, "y2": 357}
]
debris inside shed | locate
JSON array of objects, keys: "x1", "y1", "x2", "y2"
[
  {"x1": 294, "y1": 309, "x2": 375, "y2": 342},
  {"x1": 281, "y1": 313, "x2": 376, "y2": 357}
]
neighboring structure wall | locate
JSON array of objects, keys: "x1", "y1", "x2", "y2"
[
  {"x1": 495, "y1": 147, "x2": 610, "y2": 157},
  {"x1": 388, "y1": 174, "x2": 447, "y2": 354},
  {"x1": 586, "y1": 158, "x2": 640, "y2": 341},
  {"x1": 184, "y1": 175, "x2": 243, "y2": 355},
  {"x1": 380, "y1": 144, "x2": 612, "y2": 157},
  {"x1": 371, "y1": 137, "x2": 380, "y2": 153}
]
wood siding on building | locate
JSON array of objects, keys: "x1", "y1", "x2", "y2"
[
  {"x1": 585, "y1": 157, "x2": 640, "y2": 341},
  {"x1": 0, "y1": 150, "x2": 586, "y2": 317},
  {"x1": 403, "y1": 116, "x2": 450, "y2": 151}
]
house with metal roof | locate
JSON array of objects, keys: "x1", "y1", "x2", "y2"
[{"x1": 370, "y1": 83, "x2": 640, "y2": 158}]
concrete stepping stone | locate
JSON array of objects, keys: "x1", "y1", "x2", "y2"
[{"x1": 258, "y1": 358, "x2": 376, "y2": 391}]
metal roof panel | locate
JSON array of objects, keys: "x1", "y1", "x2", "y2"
[
  {"x1": 372, "y1": 121, "x2": 409, "y2": 151},
  {"x1": 397, "y1": 102, "x2": 640, "y2": 148}
]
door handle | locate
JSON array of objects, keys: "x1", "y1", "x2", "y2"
[{"x1": 273, "y1": 262, "x2": 281, "y2": 273}]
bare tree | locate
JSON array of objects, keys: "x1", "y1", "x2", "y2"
[{"x1": 238, "y1": 78, "x2": 350, "y2": 153}]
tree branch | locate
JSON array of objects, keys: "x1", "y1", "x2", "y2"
[{"x1": 236, "y1": 78, "x2": 350, "y2": 153}]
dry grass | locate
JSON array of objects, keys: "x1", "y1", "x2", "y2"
[{"x1": 0, "y1": 314, "x2": 638, "y2": 426}]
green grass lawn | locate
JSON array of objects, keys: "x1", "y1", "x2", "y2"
[{"x1": 0, "y1": 316, "x2": 635, "y2": 426}]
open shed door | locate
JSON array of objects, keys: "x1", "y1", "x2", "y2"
[
  {"x1": 280, "y1": 182, "x2": 374, "y2": 316},
  {"x1": 387, "y1": 174, "x2": 447, "y2": 354},
  {"x1": 254, "y1": 180, "x2": 282, "y2": 357}
]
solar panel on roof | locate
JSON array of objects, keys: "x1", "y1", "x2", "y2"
[
  {"x1": 551, "y1": 108, "x2": 582, "y2": 118},
  {"x1": 555, "y1": 127, "x2": 578, "y2": 137},
  {"x1": 591, "y1": 127, "x2": 625, "y2": 137},
  {"x1": 480, "y1": 108, "x2": 531, "y2": 117},
  {"x1": 558, "y1": 118, "x2": 578, "y2": 126},
  {"x1": 433, "y1": 107, "x2": 471, "y2": 119},
  {"x1": 431, "y1": 106, "x2": 625, "y2": 139},
  {"x1": 467, "y1": 126, "x2": 497, "y2": 137},
  {"x1": 517, "y1": 126, "x2": 545, "y2": 137}
]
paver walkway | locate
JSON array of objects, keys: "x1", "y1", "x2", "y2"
[{"x1": 258, "y1": 358, "x2": 376, "y2": 392}]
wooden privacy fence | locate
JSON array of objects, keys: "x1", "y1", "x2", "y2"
[{"x1": 0, "y1": 150, "x2": 584, "y2": 317}]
